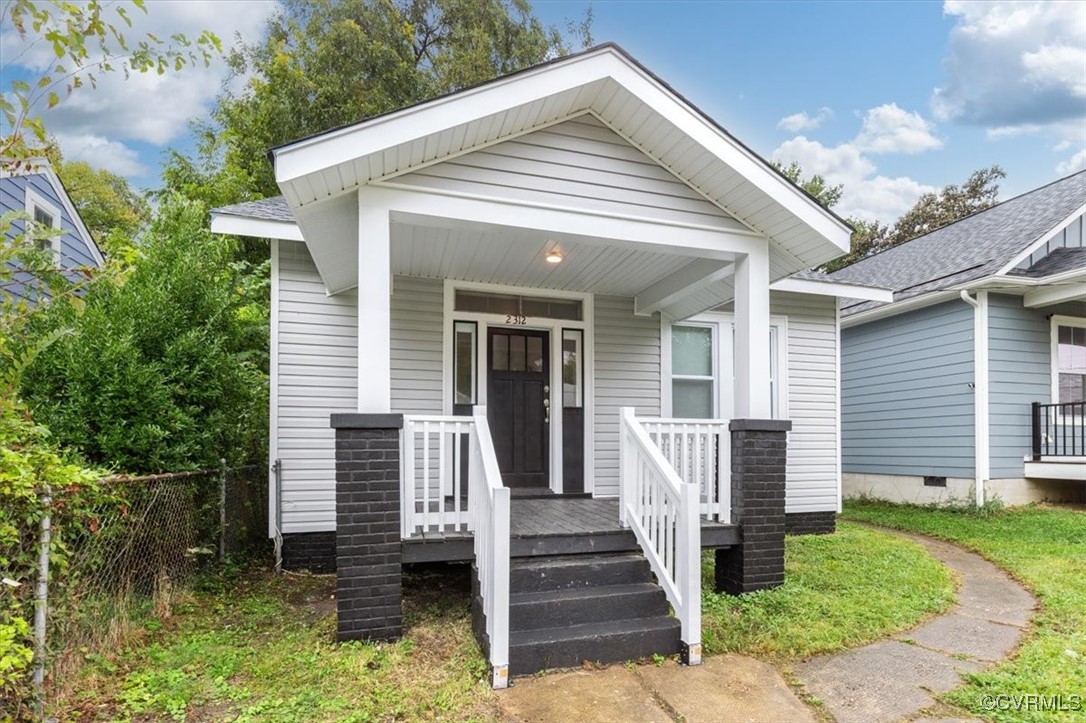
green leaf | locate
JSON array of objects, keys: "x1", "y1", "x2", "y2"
[{"x1": 47, "y1": 92, "x2": 60, "y2": 109}]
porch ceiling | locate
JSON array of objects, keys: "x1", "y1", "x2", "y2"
[{"x1": 390, "y1": 218, "x2": 734, "y2": 311}]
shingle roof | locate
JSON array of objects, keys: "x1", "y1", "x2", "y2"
[
  {"x1": 1007, "y1": 246, "x2": 1086, "y2": 278},
  {"x1": 788, "y1": 268, "x2": 891, "y2": 290},
  {"x1": 830, "y1": 170, "x2": 1086, "y2": 316},
  {"x1": 213, "y1": 196, "x2": 293, "y2": 222}
]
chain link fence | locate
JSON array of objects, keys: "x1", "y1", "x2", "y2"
[{"x1": 9, "y1": 465, "x2": 268, "y2": 716}]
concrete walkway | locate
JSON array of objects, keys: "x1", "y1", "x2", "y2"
[
  {"x1": 794, "y1": 530, "x2": 1036, "y2": 723},
  {"x1": 496, "y1": 529, "x2": 1036, "y2": 723}
]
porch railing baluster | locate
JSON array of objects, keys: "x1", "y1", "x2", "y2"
[{"x1": 1030, "y1": 401, "x2": 1084, "y2": 461}]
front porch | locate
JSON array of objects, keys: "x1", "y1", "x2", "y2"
[{"x1": 402, "y1": 497, "x2": 739, "y2": 563}]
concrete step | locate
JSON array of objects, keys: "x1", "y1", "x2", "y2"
[
  {"x1": 510, "y1": 552, "x2": 651, "y2": 593},
  {"x1": 510, "y1": 583, "x2": 668, "y2": 631},
  {"x1": 509, "y1": 616, "x2": 682, "y2": 675}
]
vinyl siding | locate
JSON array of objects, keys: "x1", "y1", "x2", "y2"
[
  {"x1": 390, "y1": 276, "x2": 444, "y2": 414},
  {"x1": 988, "y1": 294, "x2": 1086, "y2": 478},
  {"x1": 594, "y1": 295, "x2": 662, "y2": 496},
  {"x1": 772, "y1": 292, "x2": 839, "y2": 513},
  {"x1": 842, "y1": 300, "x2": 976, "y2": 477},
  {"x1": 275, "y1": 241, "x2": 358, "y2": 533},
  {"x1": 395, "y1": 115, "x2": 736, "y2": 229},
  {"x1": 2, "y1": 174, "x2": 98, "y2": 268}
]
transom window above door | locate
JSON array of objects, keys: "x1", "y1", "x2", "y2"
[{"x1": 455, "y1": 289, "x2": 582, "y2": 321}]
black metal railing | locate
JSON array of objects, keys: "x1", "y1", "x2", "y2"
[{"x1": 1031, "y1": 401, "x2": 1085, "y2": 459}]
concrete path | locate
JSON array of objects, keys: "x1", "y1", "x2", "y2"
[
  {"x1": 496, "y1": 529, "x2": 1035, "y2": 723},
  {"x1": 793, "y1": 530, "x2": 1036, "y2": 723},
  {"x1": 498, "y1": 655, "x2": 815, "y2": 723}
]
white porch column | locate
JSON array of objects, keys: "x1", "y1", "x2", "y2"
[
  {"x1": 357, "y1": 194, "x2": 392, "y2": 413},
  {"x1": 733, "y1": 247, "x2": 771, "y2": 419}
]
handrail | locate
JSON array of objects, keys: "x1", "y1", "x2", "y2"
[
  {"x1": 468, "y1": 406, "x2": 510, "y2": 689},
  {"x1": 402, "y1": 415, "x2": 473, "y2": 538},
  {"x1": 1031, "y1": 401, "x2": 1085, "y2": 459},
  {"x1": 638, "y1": 417, "x2": 730, "y2": 524},
  {"x1": 618, "y1": 407, "x2": 702, "y2": 665}
]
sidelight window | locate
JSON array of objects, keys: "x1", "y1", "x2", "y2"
[
  {"x1": 562, "y1": 329, "x2": 583, "y2": 407},
  {"x1": 453, "y1": 321, "x2": 477, "y2": 405}
]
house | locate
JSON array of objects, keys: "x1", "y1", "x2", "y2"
[
  {"x1": 210, "y1": 44, "x2": 889, "y2": 686},
  {"x1": 1, "y1": 159, "x2": 105, "y2": 288},
  {"x1": 833, "y1": 171, "x2": 1086, "y2": 507}
]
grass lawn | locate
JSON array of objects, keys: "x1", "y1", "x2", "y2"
[
  {"x1": 701, "y1": 520, "x2": 954, "y2": 660},
  {"x1": 58, "y1": 520, "x2": 956, "y2": 721},
  {"x1": 844, "y1": 500, "x2": 1086, "y2": 722}
]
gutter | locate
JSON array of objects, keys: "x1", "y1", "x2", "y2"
[{"x1": 959, "y1": 290, "x2": 989, "y2": 508}]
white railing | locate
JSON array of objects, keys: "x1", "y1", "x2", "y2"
[
  {"x1": 618, "y1": 407, "x2": 702, "y2": 665},
  {"x1": 468, "y1": 407, "x2": 511, "y2": 689},
  {"x1": 401, "y1": 415, "x2": 473, "y2": 538},
  {"x1": 640, "y1": 418, "x2": 730, "y2": 524}
]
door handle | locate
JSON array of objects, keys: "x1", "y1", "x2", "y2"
[{"x1": 543, "y1": 397, "x2": 550, "y2": 423}]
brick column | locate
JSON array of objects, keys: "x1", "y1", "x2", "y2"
[
  {"x1": 715, "y1": 419, "x2": 791, "y2": 595},
  {"x1": 330, "y1": 413, "x2": 403, "y2": 642}
]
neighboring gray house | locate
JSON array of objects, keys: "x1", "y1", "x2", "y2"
[
  {"x1": 210, "y1": 45, "x2": 888, "y2": 685},
  {"x1": 1, "y1": 159, "x2": 104, "y2": 281},
  {"x1": 834, "y1": 171, "x2": 1086, "y2": 506}
]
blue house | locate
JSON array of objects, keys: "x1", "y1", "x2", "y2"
[
  {"x1": 2, "y1": 159, "x2": 105, "y2": 292},
  {"x1": 834, "y1": 171, "x2": 1085, "y2": 506}
]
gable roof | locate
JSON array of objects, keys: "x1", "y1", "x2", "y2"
[
  {"x1": 259, "y1": 43, "x2": 852, "y2": 294},
  {"x1": 1, "y1": 158, "x2": 105, "y2": 266},
  {"x1": 832, "y1": 170, "x2": 1086, "y2": 316}
]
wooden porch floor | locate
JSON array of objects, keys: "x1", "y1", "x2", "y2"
[{"x1": 402, "y1": 497, "x2": 737, "y2": 563}]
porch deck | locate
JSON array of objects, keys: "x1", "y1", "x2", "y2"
[{"x1": 401, "y1": 497, "x2": 738, "y2": 563}]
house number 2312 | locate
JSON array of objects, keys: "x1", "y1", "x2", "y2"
[{"x1": 505, "y1": 315, "x2": 527, "y2": 325}]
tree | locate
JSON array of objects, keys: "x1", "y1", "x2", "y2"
[
  {"x1": 56, "y1": 159, "x2": 150, "y2": 247},
  {"x1": 20, "y1": 195, "x2": 269, "y2": 474},
  {"x1": 1, "y1": 0, "x2": 220, "y2": 169},
  {"x1": 880, "y1": 166, "x2": 1005, "y2": 248},
  {"x1": 774, "y1": 161, "x2": 844, "y2": 210},
  {"x1": 177, "y1": 0, "x2": 590, "y2": 199}
]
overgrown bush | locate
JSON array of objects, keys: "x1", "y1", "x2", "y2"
[{"x1": 20, "y1": 194, "x2": 269, "y2": 473}]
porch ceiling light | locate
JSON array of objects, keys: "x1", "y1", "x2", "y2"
[{"x1": 545, "y1": 250, "x2": 563, "y2": 264}]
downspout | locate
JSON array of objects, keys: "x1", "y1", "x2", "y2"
[{"x1": 960, "y1": 290, "x2": 989, "y2": 508}]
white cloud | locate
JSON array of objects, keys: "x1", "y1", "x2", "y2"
[
  {"x1": 53, "y1": 133, "x2": 149, "y2": 177},
  {"x1": 771, "y1": 135, "x2": 936, "y2": 223},
  {"x1": 772, "y1": 102, "x2": 942, "y2": 223},
  {"x1": 1, "y1": 1, "x2": 279, "y2": 176},
  {"x1": 932, "y1": 1, "x2": 1086, "y2": 131},
  {"x1": 777, "y1": 107, "x2": 833, "y2": 133},
  {"x1": 854, "y1": 103, "x2": 943, "y2": 154},
  {"x1": 1056, "y1": 149, "x2": 1086, "y2": 176}
]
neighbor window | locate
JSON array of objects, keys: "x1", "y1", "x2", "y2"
[
  {"x1": 671, "y1": 324, "x2": 715, "y2": 418},
  {"x1": 1055, "y1": 321, "x2": 1086, "y2": 404},
  {"x1": 25, "y1": 189, "x2": 62, "y2": 262}
]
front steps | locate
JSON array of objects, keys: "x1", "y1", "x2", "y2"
[{"x1": 475, "y1": 552, "x2": 682, "y2": 676}]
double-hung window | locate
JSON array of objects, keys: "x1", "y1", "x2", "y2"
[
  {"x1": 1054, "y1": 317, "x2": 1086, "y2": 404},
  {"x1": 25, "y1": 188, "x2": 62, "y2": 263}
]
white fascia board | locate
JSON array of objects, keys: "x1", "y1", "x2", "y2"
[
  {"x1": 997, "y1": 201, "x2": 1086, "y2": 275},
  {"x1": 273, "y1": 47, "x2": 850, "y2": 255},
  {"x1": 210, "y1": 213, "x2": 305, "y2": 242},
  {"x1": 1023, "y1": 278, "x2": 1086, "y2": 308},
  {"x1": 273, "y1": 49, "x2": 616, "y2": 183},
  {"x1": 770, "y1": 276, "x2": 893, "y2": 302},
  {"x1": 840, "y1": 290, "x2": 959, "y2": 328}
]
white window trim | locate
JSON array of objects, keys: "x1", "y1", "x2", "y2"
[
  {"x1": 663, "y1": 311, "x2": 788, "y2": 421},
  {"x1": 25, "y1": 187, "x2": 63, "y2": 263},
  {"x1": 1051, "y1": 314, "x2": 1086, "y2": 406},
  {"x1": 442, "y1": 279, "x2": 594, "y2": 496}
]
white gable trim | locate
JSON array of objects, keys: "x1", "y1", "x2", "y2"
[
  {"x1": 272, "y1": 46, "x2": 850, "y2": 253},
  {"x1": 997, "y1": 201, "x2": 1086, "y2": 275},
  {"x1": 4, "y1": 160, "x2": 105, "y2": 266},
  {"x1": 210, "y1": 212, "x2": 305, "y2": 241},
  {"x1": 770, "y1": 276, "x2": 892, "y2": 302}
]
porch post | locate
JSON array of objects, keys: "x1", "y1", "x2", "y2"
[
  {"x1": 358, "y1": 192, "x2": 392, "y2": 413},
  {"x1": 733, "y1": 247, "x2": 771, "y2": 419}
]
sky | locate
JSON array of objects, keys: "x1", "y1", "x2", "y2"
[{"x1": 2, "y1": 0, "x2": 1084, "y2": 224}]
